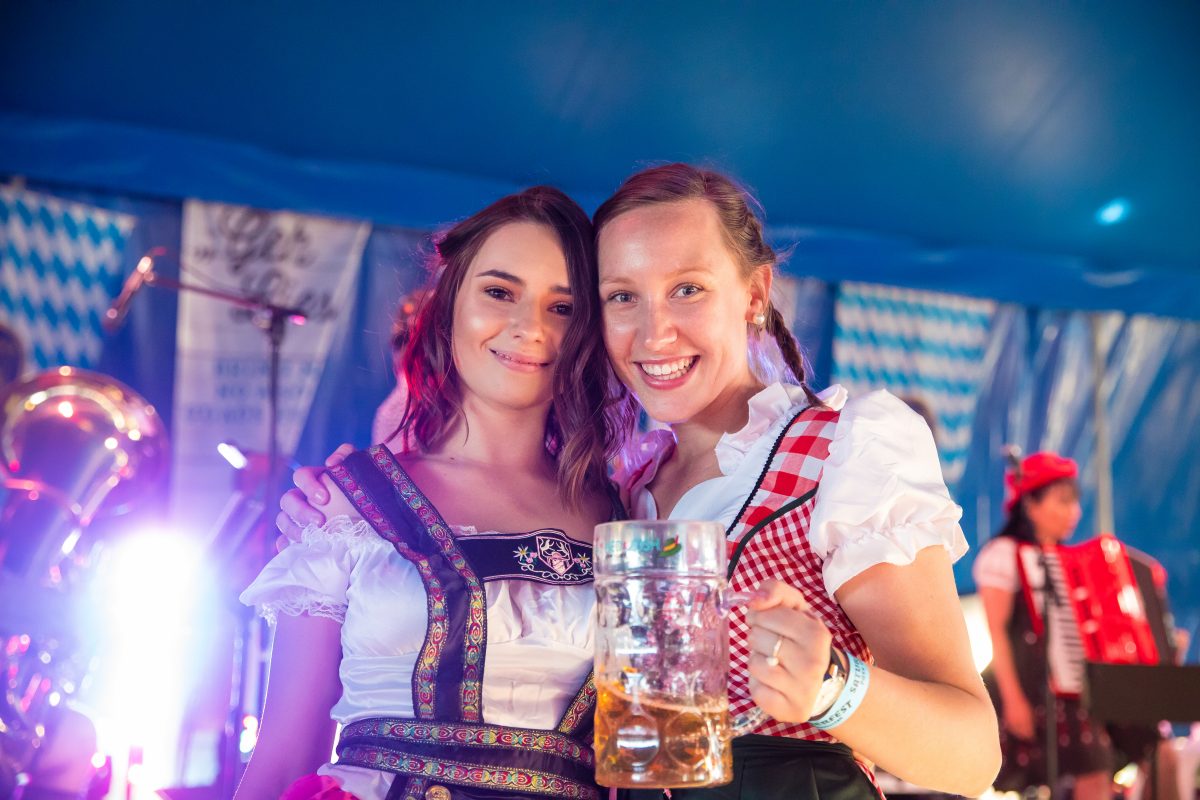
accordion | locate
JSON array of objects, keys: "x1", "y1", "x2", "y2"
[
  {"x1": 1020, "y1": 533, "x2": 1167, "y2": 684},
  {"x1": 1060, "y1": 534, "x2": 1165, "y2": 664}
]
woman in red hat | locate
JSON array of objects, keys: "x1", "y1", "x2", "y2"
[{"x1": 973, "y1": 452, "x2": 1115, "y2": 799}]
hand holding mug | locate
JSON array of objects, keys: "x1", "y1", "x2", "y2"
[{"x1": 744, "y1": 578, "x2": 835, "y2": 724}]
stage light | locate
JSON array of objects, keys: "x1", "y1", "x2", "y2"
[
  {"x1": 57, "y1": 401, "x2": 74, "y2": 418},
  {"x1": 83, "y1": 529, "x2": 217, "y2": 798},
  {"x1": 60, "y1": 528, "x2": 82, "y2": 555},
  {"x1": 976, "y1": 790, "x2": 1022, "y2": 800},
  {"x1": 239, "y1": 714, "x2": 260, "y2": 755},
  {"x1": 218, "y1": 441, "x2": 249, "y2": 470},
  {"x1": 1095, "y1": 198, "x2": 1130, "y2": 225},
  {"x1": 1113, "y1": 762, "x2": 1139, "y2": 789},
  {"x1": 959, "y1": 594, "x2": 994, "y2": 673}
]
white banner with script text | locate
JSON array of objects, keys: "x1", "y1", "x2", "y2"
[{"x1": 170, "y1": 201, "x2": 368, "y2": 534}]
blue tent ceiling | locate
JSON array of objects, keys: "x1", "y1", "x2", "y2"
[{"x1": 1, "y1": 1, "x2": 1198, "y2": 270}]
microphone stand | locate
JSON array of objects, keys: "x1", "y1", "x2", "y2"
[
  {"x1": 139, "y1": 266, "x2": 306, "y2": 529},
  {"x1": 114, "y1": 259, "x2": 306, "y2": 798},
  {"x1": 1039, "y1": 548, "x2": 1059, "y2": 799}
]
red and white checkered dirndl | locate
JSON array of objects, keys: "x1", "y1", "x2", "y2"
[{"x1": 726, "y1": 405, "x2": 873, "y2": 742}]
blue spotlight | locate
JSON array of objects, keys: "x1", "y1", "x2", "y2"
[{"x1": 1095, "y1": 198, "x2": 1130, "y2": 226}]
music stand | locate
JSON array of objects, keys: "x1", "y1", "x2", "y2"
[{"x1": 1085, "y1": 663, "x2": 1200, "y2": 800}]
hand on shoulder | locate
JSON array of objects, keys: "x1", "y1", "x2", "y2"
[{"x1": 275, "y1": 443, "x2": 358, "y2": 550}]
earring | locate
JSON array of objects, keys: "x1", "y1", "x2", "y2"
[{"x1": 752, "y1": 313, "x2": 766, "y2": 327}]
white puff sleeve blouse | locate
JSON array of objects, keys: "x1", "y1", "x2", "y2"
[{"x1": 619, "y1": 383, "x2": 968, "y2": 599}]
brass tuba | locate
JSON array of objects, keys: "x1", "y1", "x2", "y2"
[
  {"x1": 0, "y1": 367, "x2": 168, "y2": 790},
  {"x1": 0, "y1": 367, "x2": 168, "y2": 579}
]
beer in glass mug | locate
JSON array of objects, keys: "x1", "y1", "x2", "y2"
[{"x1": 593, "y1": 520, "x2": 760, "y2": 788}]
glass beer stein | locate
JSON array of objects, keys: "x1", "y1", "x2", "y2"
[{"x1": 593, "y1": 520, "x2": 762, "y2": 788}]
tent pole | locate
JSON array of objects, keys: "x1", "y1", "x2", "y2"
[{"x1": 1089, "y1": 314, "x2": 1115, "y2": 534}]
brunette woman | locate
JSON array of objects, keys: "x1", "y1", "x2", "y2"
[{"x1": 237, "y1": 187, "x2": 630, "y2": 800}]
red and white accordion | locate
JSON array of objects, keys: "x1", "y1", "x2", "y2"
[
  {"x1": 1054, "y1": 533, "x2": 1162, "y2": 665},
  {"x1": 1017, "y1": 533, "x2": 1167, "y2": 696}
]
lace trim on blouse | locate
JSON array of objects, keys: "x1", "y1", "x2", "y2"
[
  {"x1": 257, "y1": 586, "x2": 349, "y2": 626},
  {"x1": 300, "y1": 515, "x2": 374, "y2": 546},
  {"x1": 250, "y1": 516, "x2": 374, "y2": 624}
]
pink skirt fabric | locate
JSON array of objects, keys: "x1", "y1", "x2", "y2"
[{"x1": 280, "y1": 773, "x2": 360, "y2": 800}]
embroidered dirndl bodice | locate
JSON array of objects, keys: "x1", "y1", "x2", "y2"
[
  {"x1": 724, "y1": 407, "x2": 873, "y2": 743},
  {"x1": 328, "y1": 446, "x2": 600, "y2": 800}
]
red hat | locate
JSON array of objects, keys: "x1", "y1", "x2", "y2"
[{"x1": 1005, "y1": 451, "x2": 1078, "y2": 512}]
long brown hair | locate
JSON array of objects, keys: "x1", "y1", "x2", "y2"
[
  {"x1": 398, "y1": 186, "x2": 627, "y2": 509},
  {"x1": 592, "y1": 163, "x2": 821, "y2": 408}
]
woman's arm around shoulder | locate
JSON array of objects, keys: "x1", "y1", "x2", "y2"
[
  {"x1": 275, "y1": 444, "x2": 358, "y2": 545},
  {"x1": 314, "y1": 469, "x2": 361, "y2": 522},
  {"x1": 233, "y1": 613, "x2": 343, "y2": 800}
]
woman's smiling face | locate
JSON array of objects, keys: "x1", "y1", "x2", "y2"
[
  {"x1": 452, "y1": 221, "x2": 574, "y2": 414},
  {"x1": 597, "y1": 198, "x2": 767, "y2": 426}
]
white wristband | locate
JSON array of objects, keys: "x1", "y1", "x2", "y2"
[{"x1": 808, "y1": 653, "x2": 870, "y2": 730}]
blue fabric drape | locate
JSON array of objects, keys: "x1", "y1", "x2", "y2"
[
  {"x1": 4, "y1": 113, "x2": 1200, "y2": 320},
  {"x1": 293, "y1": 226, "x2": 430, "y2": 464}
]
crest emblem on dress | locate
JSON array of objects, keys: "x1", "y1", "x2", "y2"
[
  {"x1": 513, "y1": 533, "x2": 591, "y2": 582},
  {"x1": 537, "y1": 535, "x2": 574, "y2": 576}
]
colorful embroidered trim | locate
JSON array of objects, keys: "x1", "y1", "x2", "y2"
[
  {"x1": 337, "y1": 746, "x2": 599, "y2": 800},
  {"x1": 398, "y1": 776, "x2": 427, "y2": 800},
  {"x1": 373, "y1": 447, "x2": 487, "y2": 722},
  {"x1": 328, "y1": 461, "x2": 446, "y2": 720},
  {"x1": 555, "y1": 673, "x2": 596, "y2": 736},
  {"x1": 340, "y1": 718, "x2": 593, "y2": 768}
]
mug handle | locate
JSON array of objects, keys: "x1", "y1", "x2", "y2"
[
  {"x1": 720, "y1": 589, "x2": 757, "y2": 614},
  {"x1": 731, "y1": 706, "x2": 766, "y2": 736},
  {"x1": 721, "y1": 589, "x2": 767, "y2": 737}
]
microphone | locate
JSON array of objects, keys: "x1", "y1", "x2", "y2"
[
  {"x1": 1002, "y1": 444, "x2": 1023, "y2": 472},
  {"x1": 104, "y1": 253, "x2": 157, "y2": 331}
]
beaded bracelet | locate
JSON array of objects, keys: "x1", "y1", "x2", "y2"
[{"x1": 808, "y1": 652, "x2": 870, "y2": 730}]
